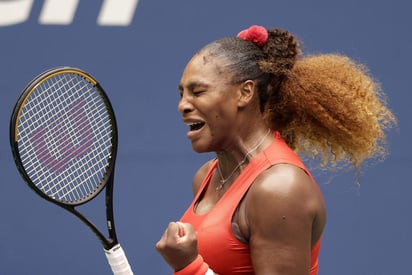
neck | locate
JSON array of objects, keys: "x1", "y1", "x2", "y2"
[{"x1": 215, "y1": 129, "x2": 272, "y2": 190}]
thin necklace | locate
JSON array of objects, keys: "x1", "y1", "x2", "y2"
[{"x1": 216, "y1": 129, "x2": 271, "y2": 191}]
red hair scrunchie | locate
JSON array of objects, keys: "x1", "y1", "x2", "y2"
[{"x1": 237, "y1": 25, "x2": 268, "y2": 47}]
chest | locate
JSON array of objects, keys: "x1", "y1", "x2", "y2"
[{"x1": 183, "y1": 191, "x2": 253, "y2": 274}]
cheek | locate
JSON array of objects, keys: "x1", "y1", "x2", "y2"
[
  {"x1": 202, "y1": 95, "x2": 238, "y2": 126},
  {"x1": 209, "y1": 110, "x2": 236, "y2": 131},
  {"x1": 211, "y1": 110, "x2": 226, "y2": 123},
  {"x1": 204, "y1": 111, "x2": 225, "y2": 134},
  {"x1": 215, "y1": 104, "x2": 237, "y2": 121}
]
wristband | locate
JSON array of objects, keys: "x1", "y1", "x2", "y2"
[
  {"x1": 205, "y1": 268, "x2": 214, "y2": 275},
  {"x1": 174, "y1": 255, "x2": 211, "y2": 275}
]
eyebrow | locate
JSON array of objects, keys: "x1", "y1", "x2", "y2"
[{"x1": 178, "y1": 81, "x2": 209, "y2": 92}]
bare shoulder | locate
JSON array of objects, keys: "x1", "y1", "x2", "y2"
[
  {"x1": 192, "y1": 159, "x2": 215, "y2": 196},
  {"x1": 243, "y1": 163, "x2": 326, "y2": 243},
  {"x1": 247, "y1": 163, "x2": 323, "y2": 212}
]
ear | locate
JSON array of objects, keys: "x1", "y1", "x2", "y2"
[{"x1": 237, "y1": 80, "x2": 256, "y2": 108}]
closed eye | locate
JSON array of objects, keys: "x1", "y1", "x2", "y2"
[
  {"x1": 193, "y1": 90, "x2": 205, "y2": 96},
  {"x1": 178, "y1": 81, "x2": 209, "y2": 98}
]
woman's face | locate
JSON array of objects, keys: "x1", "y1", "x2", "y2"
[{"x1": 178, "y1": 52, "x2": 241, "y2": 153}]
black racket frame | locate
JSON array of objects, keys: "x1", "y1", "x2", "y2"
[{"x1": 10, "y1": 67, "x2": 120, "y2": 250}]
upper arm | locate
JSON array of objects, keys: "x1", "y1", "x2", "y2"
[{"x1": 244, "y1": 164, "x2": 325, "y2": 275}]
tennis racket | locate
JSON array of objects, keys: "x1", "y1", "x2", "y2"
[{"x1": 10, "y1": 67, "x2": 134, "y2": 275}]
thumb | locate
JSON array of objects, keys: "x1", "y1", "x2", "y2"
[{"x1": 176, "y1": 221, "x2": 186, "y2": 237}]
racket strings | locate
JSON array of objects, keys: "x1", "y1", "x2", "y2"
[
  {"x1": 21, "y1": 78, "x2": 95, "y2": 167},
  {"x1": 17, "y1": 73, "x2": 114, "y2": 203},
  {"x1": 27, "y1": 93, "x2": 109, "y2": 182},
  {"x1": 19, "y1": 75, "x2": 84, "y2": 147},
  {"x1": 27, "y1": 75, "x2": 110, "y2": 201},
  {"x1": 20, "y1": 75, "x2": 94, "y2": 170}
]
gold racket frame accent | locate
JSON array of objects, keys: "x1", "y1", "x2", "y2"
[{"x1": 14, "y1": 68, "x2": 97, "y2": 141}]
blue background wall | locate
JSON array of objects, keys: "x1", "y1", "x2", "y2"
[{"x1": 0, "y1": 1, "x2": 410, "y2": 274}]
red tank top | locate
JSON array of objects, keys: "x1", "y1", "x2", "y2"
[{"x1": 180, "y1": 132, "x2": 321, "y2": 274}]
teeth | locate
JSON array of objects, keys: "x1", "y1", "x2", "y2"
[
  {"x1": 187, "y1": 121, "x2": 204, "y2": 131},
  {"x1": 186, "y1": 122, "x2": 202, "y2": 126}
]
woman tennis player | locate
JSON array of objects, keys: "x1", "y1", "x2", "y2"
[{"x1": 156, "y1": 25, "x2": 396, "y2": 275}]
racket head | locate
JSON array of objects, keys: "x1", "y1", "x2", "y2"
[{"x1": 10, "y1": 67, "x2": 118, "y2": 206}]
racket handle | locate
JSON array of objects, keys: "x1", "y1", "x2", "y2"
[{"x1": 105, "y1": 244, "x2": 134, "y2": 275}]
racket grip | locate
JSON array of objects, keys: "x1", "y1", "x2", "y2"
[{"x1": 105, "y1": 244, "x2": 134, "y2": 275}]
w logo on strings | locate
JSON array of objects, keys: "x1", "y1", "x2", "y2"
[{"x1": 31, "y1": 99, "x2": 94, "y2": 174}]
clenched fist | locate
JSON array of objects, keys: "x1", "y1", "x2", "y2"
[{"x1": 156, "y1": 222, "x2": 199, "y2": 271}]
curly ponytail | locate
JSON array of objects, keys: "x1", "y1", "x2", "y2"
[
  {"x1": 267, "y1": 54, "x2": 397, "y2": 169},
  {"x1": 199, "y1": 26, "x2": 397, "y2": 170}
]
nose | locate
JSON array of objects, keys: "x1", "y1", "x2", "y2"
[{"x1": 178, "y1": 94, "x2": 193, "y2": 114}]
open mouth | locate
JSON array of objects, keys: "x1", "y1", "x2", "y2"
[{"x1": 188, "y1": 122, "x2": 205, "y2": 131}]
